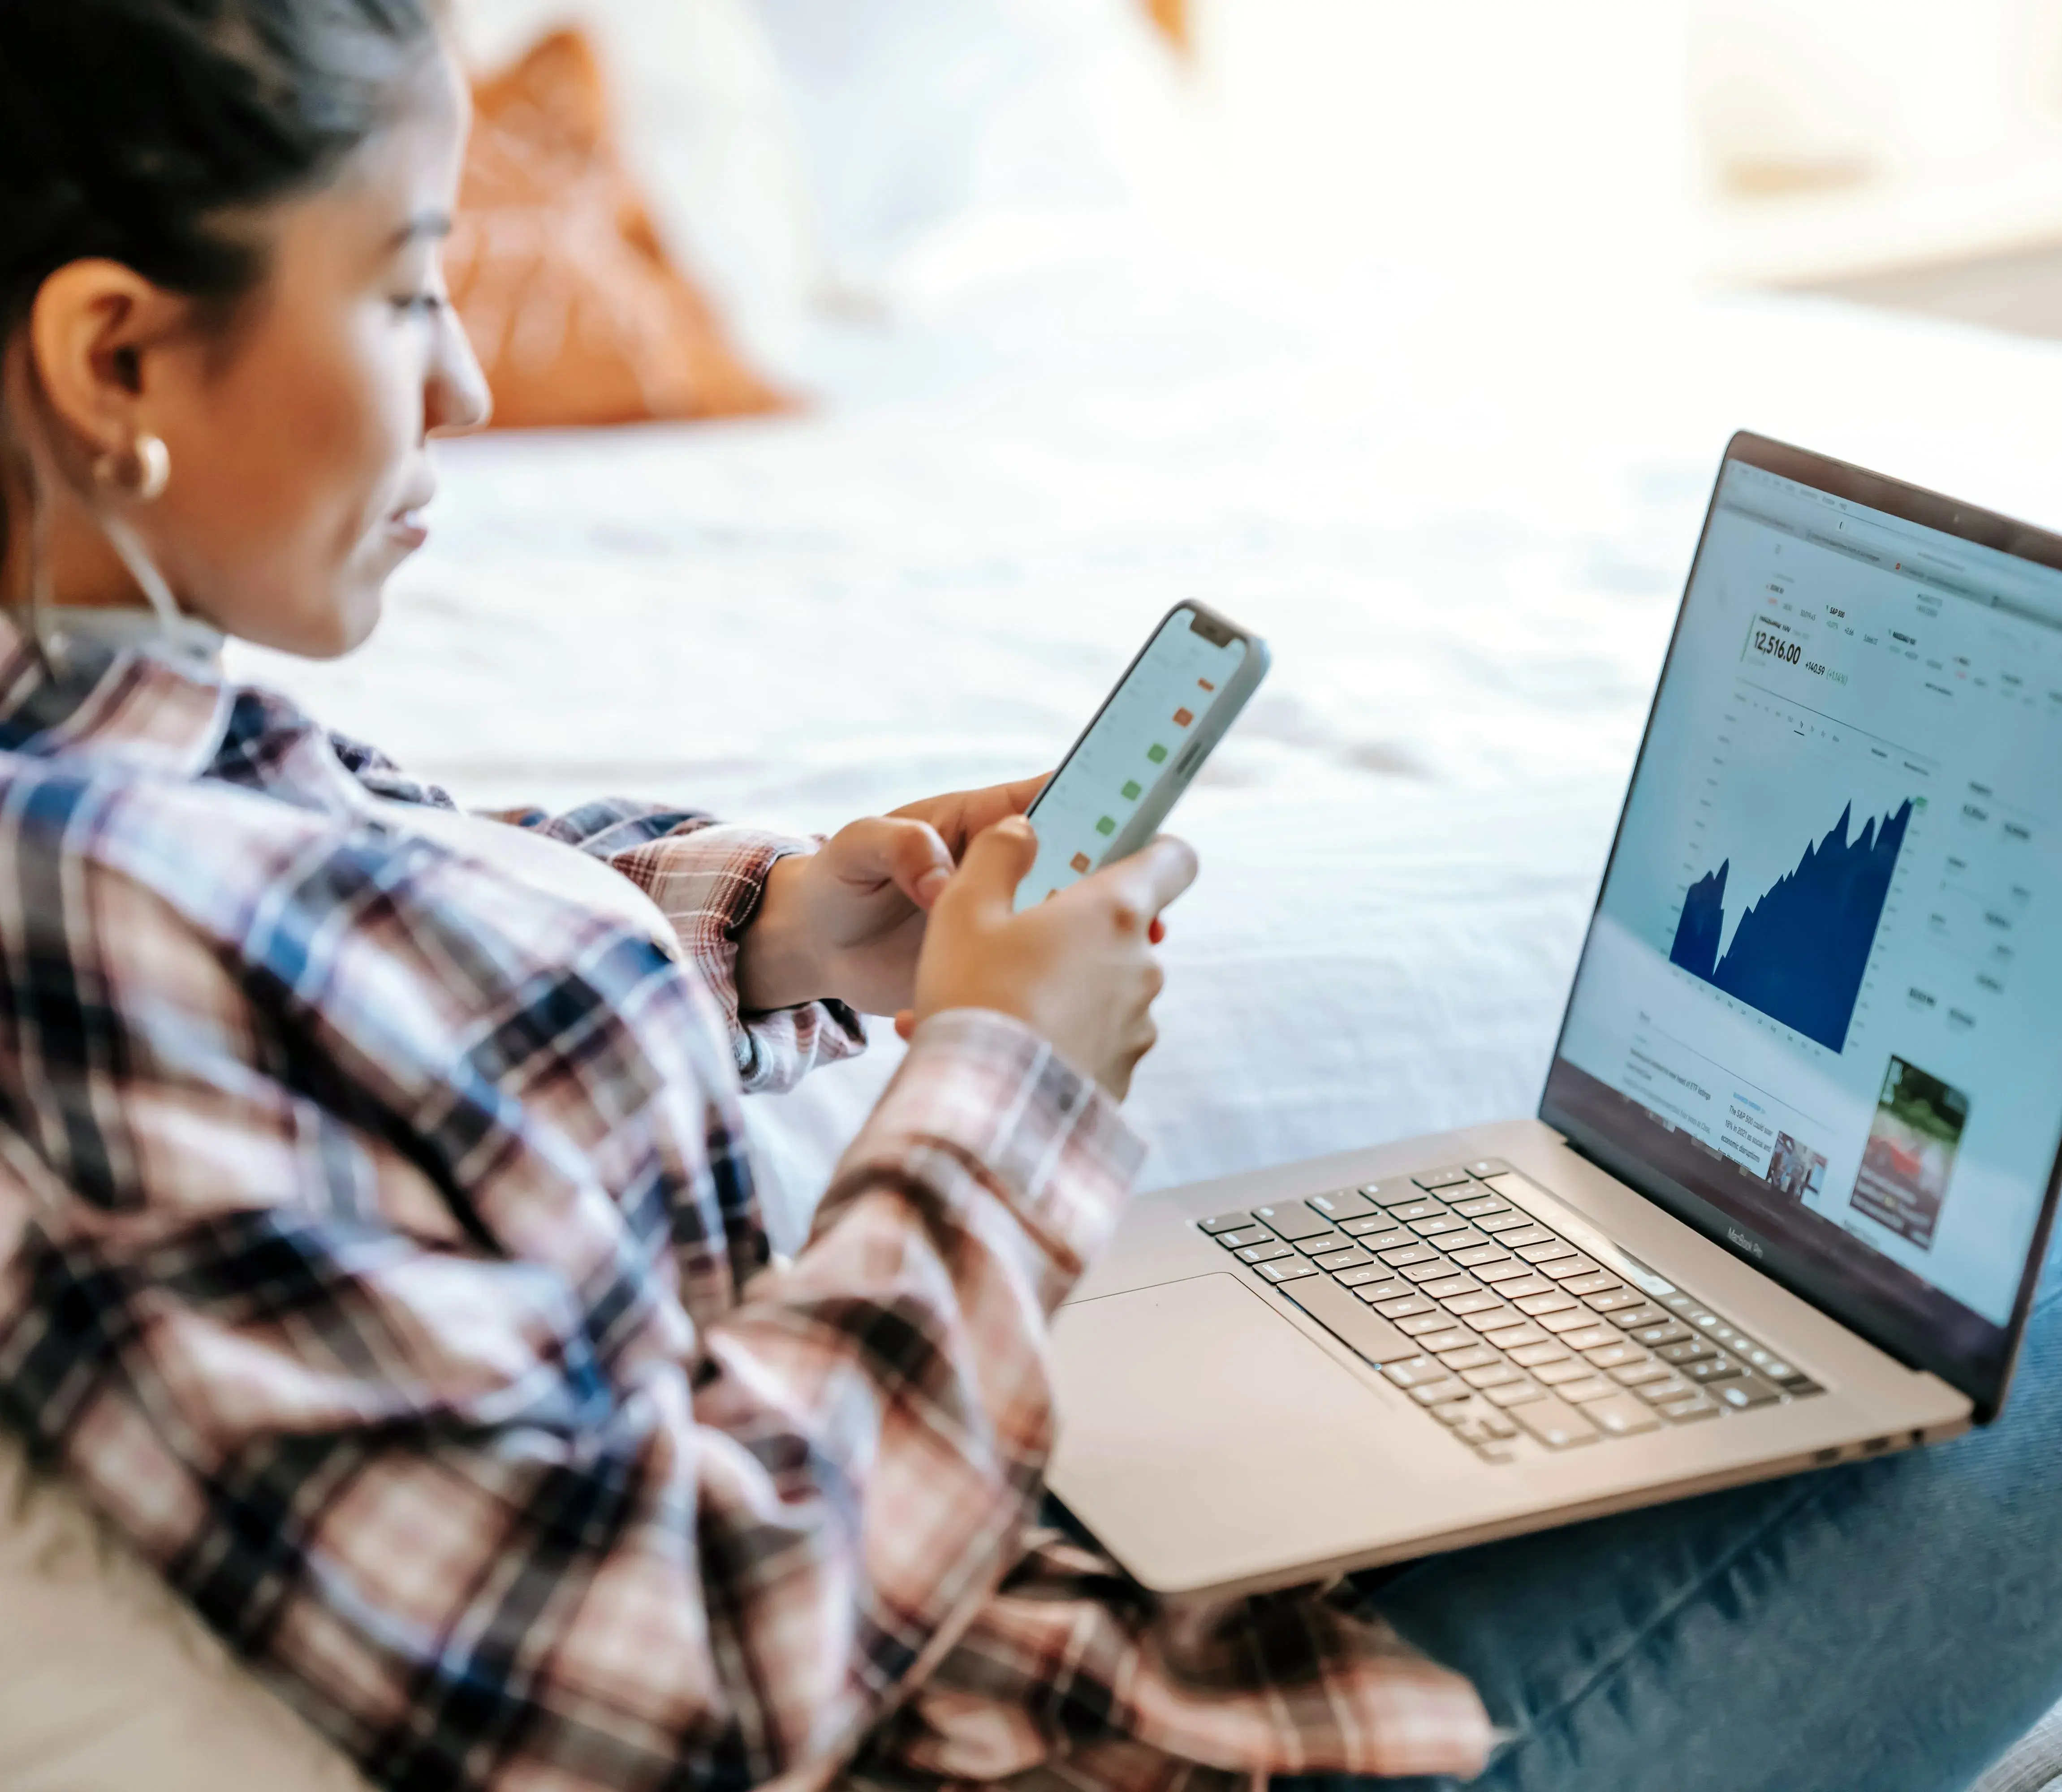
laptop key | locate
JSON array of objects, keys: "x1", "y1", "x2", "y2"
[
  {"x1": 1476, "y1": 1319, "x2": 1548, "y2": 1348},
  {"x1": 1456, "y1": 1302, "x2": 1521, "y2": 1332},
  {"x1": 1340, "y1": 1218, "x2": 1411, "y2": 1244},
  {"x1": 1482, "y1": 1379, "x2": 1549, "y2": 1409},
  {"x1": 1609, "y1": 1360, "x2": 1672, "y2": 1387},
  {"x1": 1441, "y1": 1290, "x2": 1508, "y2": 1318},
  {"x1": 1413, "y1": 1165, "x2": 1474, "y2": 1189},
  {"x1": 1583, "y1": 1287, "x2": 1647, "y2": 1313},
  {"x1": 1683, "y1": 1356, "x2": 1748, "y2": 1384},
  {"x1": 1399, "y1": 1311, "x2": 1461, "y2": 1336},
  {"x1": 1560, "y1": 1270, "x2": 1623, "y2": 1297},
  {"x1": 1409, "y1": 1213, "x2": 1471, "y2": 1240},
  {"x1": 1281, "y1": 1276, "x2": 1420, "y2": 1364},
  {"x1": 1414, "y1": 1327, "x2": 1474, "y2": 1353},
  {"x1": 1199, "y1": 1212, "x2": 1255, "y2": 1235},
  {"x1": 1449, "y1": 1243, "x2": 1512, "y2": 1269},
  {"x1": 1495, "y1": 1225, "x2": 1555, "y2": 1250},
  {"x1": 1359, "y1": 1179, "x2": 1420, "y2": 1206},
  {"x1": 1516, "y1": 1239, "x2": 1579, "y2": 1265},
  {"x1": 1539, "y1": 1307, "x2": 1605, "y2": 1334},
  {"x1": 1475, "y1": 1258, "x2": 1538, "y2": 1284},
  {"x1": 1409, "y1": 1378, "x2": 1471, "y2": 1407},
  {"x1": 1382, "y1": 1354, "x2": 1447, "y2": 1387},
  {"x1": 1383, "y1": 1199, "x2": 1449, "y2": 1224},
  {"x1": 1514, "y1": 1290, "x2": 1578, "y2": 1317},
  {"x1": 1378, "y1": 1242, "x2": 1443, "y2": 1268},
  {"x1": 1449, "y1": 1194, "x2": 1511, "y2": 1219},
  {"x1": 1351, "y1": 1279, "x2": 1412, "y2": 1304},
  {"x1": 1215, "y1": 1227, "x2": 1275, "y2": 1251},
  {"x1": 1251, "y1": 1202, "x2": 1342, "y2": 1242},
  {"x1": 1257, "y1": 1258, "x2": 1318, "y2": 1284},
  {"x1": 1292, "y1": 1231, "x2": 1350, "y2": 1255},
  {"x1": 1631, "y1": 1320, "x2": 1693, "y2": 1347},
  {"x1": 1587, "y1": 1395, "x2": 1663, "y2": 1437},
  {"x1": 1312, "y1": 1246, "x2": 1374, "y2": 1272},
  {"x1": 1632, "y1": 1374, "x2": 1699, "y2": 1406},
  {"x1": 1607, "y1": 1304, "x2": 1674, "y2": 1331},
  {"x1": 1474, "y1": 1209, "x2": 1537, "y2": 1234},
  {"x1": 1555, "y1": 1376, "x2": 1617, "y2": 1404},
  {"x1": 1374, "y1": 1293, "x2": 1437, "y2": 1319},
  {"x1": 1455, "y1": 1412, "x2": 1519, "y2": 1447},
  {"x1": 1560, "y1": 1324, "x2": 1621, "y2": 1351},
  {"x1": 1540, "y1": 1256, "x2": 1605, "y2": 1281},
  {"x1": 1493, "y1": 1274, "x2": 1558, "y2": 1301},
  {"x1": 1401, "y1": 1259, "x2": 1462, "y2": 1284},
  {"x1": 1421, "y1": 1274, "x2": 1483, "y2": 1301},
  {"x1": 1461, "y1": 1361, "x2": 1525, "y2": 1390},
  {"x1": 1657, "y1": 1392, "x2": 1722, "y2": 1422},
  {"x1": 1658, "y1": 1338, "x2": 1718, "y2": 1364},
  {"x1": 1309, "y1": 1188, "x2": 1377, "y2": 1222},
  {"x1": 1333, "y1": 1264, "x2": 1391, "y2": 1288},
  {"x1": 1437, "y1": 1343, "x2": 1501, "y2": 1372},
  {"x1": 1534, "y1": 1358, "x2": 1598, "y2": 1388},
  {"x1": 1234, "y1": 1242, "x2": 1295, "y2": 1265},
  {"x1": 1510, "y1": 1395, "x2": 1598, "y2": 1448},
  {"x1": 1506, "y1": 1341, "x2": 1570, "y2": 1369},
  {"x1": 1583, "y1": 1341, "x2": 1647, "y2": 1370},
  {"x1": 1711, "y1": 1374, "x2": 1784, "y2": 1411}
]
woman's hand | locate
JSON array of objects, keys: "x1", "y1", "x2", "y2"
[
  {"x1": 736, "y1": 775, "x2": 1049, "y2": 1016},
  {"x1": 904, "y1": 817, "x2": 1196, "y2": 1098}
]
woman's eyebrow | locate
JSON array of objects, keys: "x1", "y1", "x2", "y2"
[{"x1": 390, "y1": 209, "x2": 453, "y2": 247}]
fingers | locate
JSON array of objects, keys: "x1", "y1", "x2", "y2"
[
  {"x1": 944, "y1": 816, "x2": 1040, "y2": 918},
  {"x1": 1096, "y1": 835, "x2": 1198, "y2": 922},
  {"x1": 850, "y1": 816, "x2": 955, "y2": 909}
]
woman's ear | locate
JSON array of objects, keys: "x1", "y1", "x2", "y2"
[{"x1": 26, "y1": 261, "x2": 190, "y2": 470}]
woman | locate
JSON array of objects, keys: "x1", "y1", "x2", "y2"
[{"x1": 1, "y1": 7, "x2": 2059, "y2": 1792}]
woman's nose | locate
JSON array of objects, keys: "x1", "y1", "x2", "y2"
[{"x1": 427, "y1": 311, "x2": 492, "y2": 437}]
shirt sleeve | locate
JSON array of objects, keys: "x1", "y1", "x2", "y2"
[
  {"x1": 0, "y1": 810, "x2": 1144, "y2": 1792},
  {"x1": 328, "y1": 736, "x2": 864, "y2": 1094}
]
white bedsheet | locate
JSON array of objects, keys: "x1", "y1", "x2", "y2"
[{"x1": 231, "y1": 266, "x2": 2062, "y2": 1250}]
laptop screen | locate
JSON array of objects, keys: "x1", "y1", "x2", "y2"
[{"x1": 1542, "y1": 435, "x2": 2062, "y2": 1412}]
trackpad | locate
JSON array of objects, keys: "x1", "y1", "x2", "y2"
[{"x1": 1048, "y1": 1273, "x2": 1425, "y2": 1593}]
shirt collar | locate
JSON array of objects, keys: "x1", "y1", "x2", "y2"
[{"x1": 0, "y1": 604, "x2": 235, "y2": 782}]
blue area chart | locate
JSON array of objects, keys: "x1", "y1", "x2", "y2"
[{"x1": 1669, "y1": 798, "x2": 1915, "y2": 1052}]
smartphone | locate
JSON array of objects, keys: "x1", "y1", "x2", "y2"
[{"x1": 1016, "y1": 602, "x2": 1270, "y2": 909}]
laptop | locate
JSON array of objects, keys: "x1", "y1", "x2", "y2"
[{"x1": 1047, "y1": 432, "x2": 2062, "y2": 1599}]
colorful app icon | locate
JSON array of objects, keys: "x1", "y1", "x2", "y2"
[
  {"x1": 1095, "y1": 815, "x2": 1116, "y2": 836},
  {"x1": 1070, "y1": 851, "x2": 1092, "y2": 874},
  {"x1": 1173, "y1": 707, "x2": 1194, "y2": 728},
  {"x1": 1198, "y1": 677, "x2": 1216, "y2": 693},
  {"x1": 1121, "y1": 780, "x2": 1143, "y2": 801},
  {"x1": 1147, "y1": 743, "x2": 1169, "y2": 764}
]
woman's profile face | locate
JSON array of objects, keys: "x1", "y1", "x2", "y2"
[{"x1": 99, "y1": 43, "x2": 490, "y2": 658}]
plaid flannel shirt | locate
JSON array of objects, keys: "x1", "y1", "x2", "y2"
[{"x1": 0, "y1": 618, "x2": 1490, "y2": 1791}]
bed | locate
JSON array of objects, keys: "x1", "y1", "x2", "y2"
[{"x1": 227, "y1": 262, "x2": 2062, "y2": 1258}]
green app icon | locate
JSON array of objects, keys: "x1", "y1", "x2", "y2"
[
  {"x1": 1095, "y1": 816, "x2": 1117, "y2": 836},
  {"x1": 1147, "y1": 743, "x2": 1169, "y2": 764},
  {"x1": 1121, "y1": 780, "x2": 1143, "y2": 801}
]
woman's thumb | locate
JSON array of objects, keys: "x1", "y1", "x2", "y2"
[{"x1": 949, "y1": 815, "x2": 1040, "y2": 914}]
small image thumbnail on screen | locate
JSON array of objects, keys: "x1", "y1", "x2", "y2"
[
  {"x1": 1764, "y1": 1131, "x2": 1827, "y2": 1205},
  {"x1": 1848, "y1": 1056, "x2": 1971, "y2": 1250}
]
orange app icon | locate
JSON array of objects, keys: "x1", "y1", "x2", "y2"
[
  {"x1": 1198, "y1": 678, "x2": 1216, "y2": 693},
  {"x1": 1172, "y1": 707, "x2": 1194, "y2": 728},
  {"x1": 1070, "y1": 851, "x2": 1092, "y2": 874}
]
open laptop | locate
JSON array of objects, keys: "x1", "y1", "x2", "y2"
[{"x1": 1047, "y1": 431, "x2": 2062, "y2": 1599}]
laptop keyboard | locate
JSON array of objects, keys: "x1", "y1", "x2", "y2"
[{"x1": 1198, "y1": 1159, "x2": 1824, "y2": 1462}]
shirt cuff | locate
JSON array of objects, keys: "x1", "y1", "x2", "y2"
[
  {"x1": 608, "y1": 823, "x2": 867, "y2": 1094},
  {"x1": 821, "y1": 1009, "x2": 1146, "y2": 1304}
]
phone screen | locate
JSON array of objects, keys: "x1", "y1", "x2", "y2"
[{"x1": 1018, "y1": 607, "x2": 1251, "y2": 908}]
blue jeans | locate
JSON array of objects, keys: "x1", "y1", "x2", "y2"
[{"x1": 1318, "y1": 1228, "x2": 2062, "y2": 1792}]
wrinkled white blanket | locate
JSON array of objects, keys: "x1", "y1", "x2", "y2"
[{"x1": 231, "y1": 267, "x2": 2062, "y2": 1252}]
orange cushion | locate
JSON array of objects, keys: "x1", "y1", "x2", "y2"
[{"x1": 447, "y1": 28, "x2": 789, "y2": 430}]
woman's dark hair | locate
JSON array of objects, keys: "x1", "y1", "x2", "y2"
[
  {"x1": 0, "y1": 0, "x2": 442, "y2": 580},
  {"x1": 0, "y1": 0, "x2": 442, "y2": 334}
]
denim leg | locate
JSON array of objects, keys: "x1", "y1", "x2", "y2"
[{"x1": 1318, "y1": 1242, "x2": 2062, "y2": 1792}]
